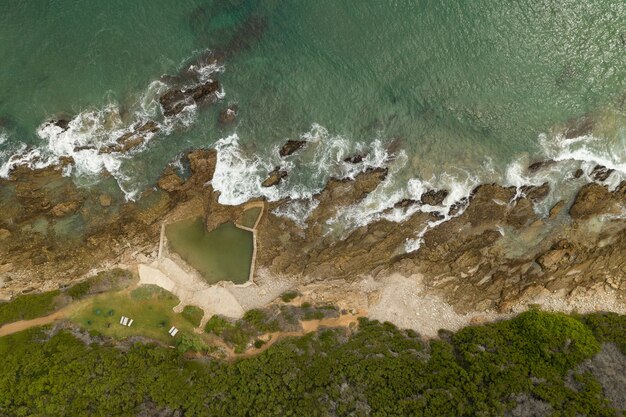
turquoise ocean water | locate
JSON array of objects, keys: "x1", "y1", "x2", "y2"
[{"x1": 0, "y1": 0, "x2": 624, "y2": 229}]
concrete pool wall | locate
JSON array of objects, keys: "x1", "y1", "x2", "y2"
[{"x1": 157, "y1": 200, "x2": 265, "y2": 286}]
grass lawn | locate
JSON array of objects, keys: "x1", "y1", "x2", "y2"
[{"x1": 68, "y1": 285, "x2": 208, "y2": 345}]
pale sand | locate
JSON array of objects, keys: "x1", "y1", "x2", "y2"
[
  {"x1": 366, "y1": 274, "x2": 504, "y2": 337},
  {"x1": 137, "y1": 259, "x2": 292, "y2": 327}
]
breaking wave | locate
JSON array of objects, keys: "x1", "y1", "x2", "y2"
[{"x1": 0, "y1": 53, "x2": 224, "y2": 200}]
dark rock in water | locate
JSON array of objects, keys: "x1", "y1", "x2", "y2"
[
  {"x1": 449, "y1": 197, "x2": 469, "y2": 216},
  {"x1": 520, "y1": 182, "x2": 550, "y2": 202},
  {"x1": 279, "y1": 140, "x2": 307, "y2": 157},
  {"x1": 134, "y1": 121, "x2": 159, "y2": 134},
  {"x1": 394, "y1": 199, "x2": 419, "y2": 209},
  {"x1": 0, "y1": 115, "x2": 17, "y2": 129},
  {"x1": 590, "y1": 165, "x2": 614, "y2": 182},
  {"x1": 527, "y1": 160, "x2": 555, "y2": 173},
  {"x1": 218, "y1": 105, "x2": 238, "y2": 125},
  {"x1": 188, "y1": 80, "x2": 220, "y2": 102},
  {"x1": 222, "y1": 15, "x2": 268, "y2": 57},
  {"x1": 73, "y1": 145, "x2": 96, "y2": 152},
  {"x1": 421, "y1": 189, "x2": 449, "y2": 206},
  {"x1": 548, "y1": 200, "x2": 565, "y2": 219},
  {"x1": 573, "y1": 168, "x2": 584, "y2": 179},
  {"x1": 569, "y1": 183, "x2": 612, "y2": 219},
  {"x1": 159, "y1": 80, "x2": 220, "y2": 117},
  {"x1": 51, "y1": 118, "x2": 71, "y2": 131},
  {"x1": 344, "y1": 154, "x2": 366, "y2": 164},
  {"x1": 564, "y1": 115, "x2": 594, "y2": 139},
  {"x1": 99, "y1": 122, "x2": 160, "y2": 154},
  {"x1": 262, "y1": 168, "x2": 288, "y2": 187}
]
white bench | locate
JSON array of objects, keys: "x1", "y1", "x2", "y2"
[{"x1": 119, "y1": 316, "x2": 134, "y2": 327}]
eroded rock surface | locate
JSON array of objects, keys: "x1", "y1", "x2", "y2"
[{"x1": 2, "y1": 147, "x2": 626, "y2": 320}]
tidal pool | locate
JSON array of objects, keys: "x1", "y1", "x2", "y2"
[
  {"x1": 165, "y1": 217, "x2": 253, "y2": 285},
  {"x1": 238, "y1": 207, "x2": 262, "y2": 229}
]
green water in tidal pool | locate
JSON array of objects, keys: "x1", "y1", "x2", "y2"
[
  {"x1": 165, "y1": 217, "x2": 253, "y2": 285},
  {"x1": 0, "y1": 0, "x2": 624, "y2": 203},
  {"x1": 238, "y1": 207, "x2": 261, "y2": 229}
]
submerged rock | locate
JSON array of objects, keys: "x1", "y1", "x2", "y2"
[
  {"x1": 51, "y1": 118, "x2": 71, "y2": 131},
  {"x1": 279, "y1": 140, "x2": 307, "y2": 157},
  {"x1": 344, "y1": 154, "x2": 366, "y2": 164},
  {"x1": 50, "y1": 201, "x2": 79, "y2": 217},
  {"x1": 527, "y1": 160, "x2": 555, "y2": 173},
  {"x1": 564, "y1": 114, "x2": 594, "y2": 139},
  {"x1": 394, "y1": 199, "x2": 419, "y2": 209},
  {"x1": 98, "y1": 194, "x2": 112, "y2": 207},
  {"x1": 573, "y1": 168, "x2": 584, "y2": 179},
  {"x1": 218, "y1": 105, "x2": 238, "y2": 125}
]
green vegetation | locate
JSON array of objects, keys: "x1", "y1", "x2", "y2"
[
  {"x1": 0, "y1": 310, "x2": 623, "y2": 416},
  {"x1": 302, "y1": 309, "x2": 324, "y2": 321},
  {"x1": 0, "y1": 268, "x2": 133, "y2": 326},
  {"x1": 69, "y1": 284, "x2": 207, "y2": 346},
  {"x1": 0, "y1": 290, "x2": 61, "y2": 326},
  {"x1": 279, "y1": 290, "x2": 299, "y2": 302},
  {"x1": 238, "y1": 207, "x2": 261, "y2": 229},
  {"x1": 205, "y1": 310, "x2": 280, "y2": 353},
  {"x1": 181, "y1": 305, "x2": 204, "y2": 328},
  {"x1": 580, "y1": 312, "x2": 626, "y2": 353}
]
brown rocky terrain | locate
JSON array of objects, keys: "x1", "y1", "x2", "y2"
[{"x1": 1, "y1": 144, "x2": 625, "y2": 319}]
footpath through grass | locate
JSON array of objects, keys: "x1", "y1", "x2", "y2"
[
  {"x1": 0, "y1": 269, "x2": 132, "y2": 327},
  {"x1": 69, "y1": 285, "x2": 207, "y2": 345}
]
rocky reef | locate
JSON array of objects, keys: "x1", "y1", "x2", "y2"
[{"x1": 1, "y1": 139, "x2": 625, "y2": 319}]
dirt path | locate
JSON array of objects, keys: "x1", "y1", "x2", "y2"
[
  {"x1": 218, "y1": 312, "x2": 365, "y2": 359},
  {"x1": 0, "y1": 310, "x2": 66, "y2": 337}
]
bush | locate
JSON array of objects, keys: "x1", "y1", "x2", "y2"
[
  {"x1": 65, "y1": 281, "x2": 92, "y2": 299},
  {"x1": 181, "y1": 305, "x2": 204, "y2": 328},
  {"x1": 0, "y1": 290, "x2": 61, "y2": 326},
  {"x1": 280, "y1": 291, "x2": 299, "y2": 303},
  {"x1": 204, "y1": 315, "x2": 232, "y2": 335},
  {"x1": 302, "y1": 310, "x2": 324, "y2": 321},
  {"x1": 0, "y1": 311, "x2": 620, "y2": 416},
  {"x1": 579, "y1": 312, "x2": 626, "y2": 353},
  {"x1": 176, "y1": 334, "x2": 206, "y2": 353}
]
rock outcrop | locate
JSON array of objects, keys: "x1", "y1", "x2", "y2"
[
  {"x1": 261, "y1": 168, "x2": 288, "y2": 187},
  {"x1": 2, "y1": 144, "x2": 626, "y2": 319},
  {"x1": 279, "y1": 140, "x2": 307, "y2": 157}
]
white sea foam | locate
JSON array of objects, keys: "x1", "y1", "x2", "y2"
[
  {"x1": 211, "y1": 124, "x2": 393, "y2": 207},
  {"x1": 0, "y1": 56, "x2": 224, "y2": 200}
]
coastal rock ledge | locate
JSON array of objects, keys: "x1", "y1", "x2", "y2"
[{"x1": 0, "y1": 149, "x2": 625, "y2": 318}]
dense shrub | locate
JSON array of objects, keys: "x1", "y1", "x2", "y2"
[
  {"x1": 0, "y1": 290, "x2": 61, "y2": 326},
  {"x1": 181, "y1": 305, "x2": 204, "y2": 327},
  {"x1": 0, "y1": 311, "x2": 622, "y2": 416}
]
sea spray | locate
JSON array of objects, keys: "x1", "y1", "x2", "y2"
[{"x1": 0, "y1": 55, "x2": 224, "y2": 200}]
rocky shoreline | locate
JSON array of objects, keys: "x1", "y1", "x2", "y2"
[{"x1": 1, "y1": 133, "x2": 625, "y2": 322}]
